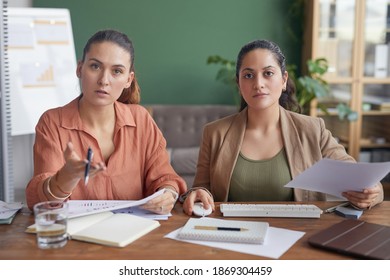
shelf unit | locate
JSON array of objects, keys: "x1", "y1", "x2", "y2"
[{"x1": 303, "y1": 0, "x2": 390, "y2": 162}]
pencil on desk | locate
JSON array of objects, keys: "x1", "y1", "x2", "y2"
[{"x1": 194, "y1": 225, "x2": 248, "y2": 231}]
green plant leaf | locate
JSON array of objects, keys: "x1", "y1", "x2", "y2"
[
  {"x1": 336, "y1": 103, "x2": 358, "y2": 121},
  {"x1": 216, "y1": 68, "x2": 235, "y2": 85},
  {"x1": 310, "y1": 79, "x2": 329, "y2": 98},
  {"x1": 307, "y1": 58, "x2": 328, "y2": 76},
  {"x1": 207, "y1": 55, "x2": 235, "y2": 67},
  {"x1": 207, "y1": 55, "x2": 223, "y2": 64},
  {"x1": 347, "y1": 111, "x2": 358, "y2": 121}
]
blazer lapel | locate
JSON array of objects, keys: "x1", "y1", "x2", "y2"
[
  {"x1": 280, "y1": 107, "x2": 307, "y2": 178},
  {"x1": 212, "y1": 108, "x2": 247, "y2": 201},
  {"x1": 280, "y1": 108, "x2": 313, "y2": 200}
]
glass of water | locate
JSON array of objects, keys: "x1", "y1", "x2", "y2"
[{"x1": 33, "y1": 201, "x2": 68, "y2": 249}]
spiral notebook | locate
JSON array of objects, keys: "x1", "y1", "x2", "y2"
[{"x1": 177, "y1": 217, "x2": 269, "y2": 244}]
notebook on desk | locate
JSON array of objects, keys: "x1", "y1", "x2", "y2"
[
  {"x1": 177, "y1": 217, "x2": 269, "y2": 244},
  {"x1": 27, "y1": 212, "x2": 160, "y2": 247},
  {"x1": 308, "y1": 219, "x2": 390, "y2": 260}
]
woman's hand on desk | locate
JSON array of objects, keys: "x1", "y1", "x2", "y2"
[
  {"x1": 182, "y1": 189, "x2": 215, "y2": 216},
  {"x1": 342, "y1": 183, "x2": 384, "y2": 209}
]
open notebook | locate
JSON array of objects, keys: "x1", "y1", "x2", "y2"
[
  {"x1": 27, "y1": 212, "x2": 160, "y2": 247},
  {"x1": 177, "y1": 217, "x2": 269, "y2": 244}
]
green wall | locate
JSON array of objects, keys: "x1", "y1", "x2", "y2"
[{"x1": 33, "y1": 0, "x2": 303, "y2": 105}]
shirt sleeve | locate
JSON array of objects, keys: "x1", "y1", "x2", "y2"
[
  {"x1": 25, "y1": 111, "x2": 65, "y2": 209},
  {"x1": 142, "y1": 112, "x2": 187, "y2": 197},
  {"x1": 192, "y1": 124, "x2": 212, "y2": 191}
]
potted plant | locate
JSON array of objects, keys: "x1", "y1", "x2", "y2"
[
  {"x1": 206, "y1": 55, "x2": 239, "y2": 106},
  {"x1": 288, "y1": 58, "x2": 357, "y2": 121}
]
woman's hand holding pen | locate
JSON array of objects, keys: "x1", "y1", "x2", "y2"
[{"x1": 51, "y1": 142, "x2": 106, "y2": 195}]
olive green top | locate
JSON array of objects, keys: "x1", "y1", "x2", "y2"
[{"x1": 228, "y1": 148, "x2": 293, "y2": 201}]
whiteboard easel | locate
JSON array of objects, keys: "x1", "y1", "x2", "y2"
[{"x1": 7, "y1": 7, "x2": 79, "y2": 136}]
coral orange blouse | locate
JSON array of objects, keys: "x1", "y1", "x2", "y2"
[{"x1": 26, "y1": 98, "x2": 186, "y2": 209}]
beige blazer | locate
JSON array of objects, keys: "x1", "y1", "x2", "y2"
[{"x1": 193, "y1": 106, "x2": 383, "y2": 204}]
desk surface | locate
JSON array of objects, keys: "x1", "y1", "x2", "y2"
[{"x1": 1, "y1": 201, "x2": 389, "y2": 260}]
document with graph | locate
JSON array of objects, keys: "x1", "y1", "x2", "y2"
[{"x1": 67, "y1": 189, "x2": 165, "y2": 218}]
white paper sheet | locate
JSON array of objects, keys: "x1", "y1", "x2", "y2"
[
  {"x1": 0, "y1": 201, "x2": 23, "y2": 219},
  {"x1": 284, "y1": 158, "x2": 390, "y2": 199},
  {"x1": 67, "y1": 189, "x2": 165, "y2": 218},
  {"x1": 165, "y1": 221, "x2": 305, "y2": 259},
  {"x1": 112, "y1": 206, "x2": 171, "y2": 220}
]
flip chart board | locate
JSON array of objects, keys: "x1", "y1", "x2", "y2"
[{"x1": 7, "y1": 7, "x2": 79, "y2": 135}]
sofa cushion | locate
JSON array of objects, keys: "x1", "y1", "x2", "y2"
[
  {"x1": 150, "y1": 105, "x2": 237, "y2": 148},
  {"x1": 171, "y1": 147, "x2": 199, "y2": 174}
]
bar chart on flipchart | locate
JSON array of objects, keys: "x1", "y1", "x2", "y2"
[{"x1": 6, "y1": 7, "x2": 79, "y2": 136}]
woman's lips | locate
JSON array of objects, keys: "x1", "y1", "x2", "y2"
[
  {"x1": 96, "y1": 90, "x2": 108, "y2": 95},
  {"x1": 252, "y1": 92, "x2": 268, "y2": 97}
]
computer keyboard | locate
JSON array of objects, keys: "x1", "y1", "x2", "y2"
[{"x1": 220, "y1": 203, "x2": 323, "y2": 218}]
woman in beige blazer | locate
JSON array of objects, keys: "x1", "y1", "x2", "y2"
[{"x1": 182, "y1": 39, "x2": 383, "y2": 215}]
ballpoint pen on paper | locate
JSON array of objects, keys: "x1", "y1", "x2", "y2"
[
  {"x1": 194, "y1": 226, "x2": 248, "y2": 232},
  {"x1": 324, "y1": 201, "x2": 350, "y2": 213},
  {"x1": 84, "y1": 147, "x2": 93, "y2": 186}
]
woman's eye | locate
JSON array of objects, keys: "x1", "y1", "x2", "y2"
[
  {"x1": 244, "y1": 73, "x2": 253, "y2": 79},
  {"x1": 113, "y1": 69, "x2": 123, "y2": 75},
  {"x1": 264, "y1": 71, "x2": 274, "y2": 77},
  {"x1": 90, "y1": 63, "x2": 100, "y2": 70}
]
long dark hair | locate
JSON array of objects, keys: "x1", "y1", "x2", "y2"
[
  {"x1": 81, "y1": 29, "x2": 141, "y2": 104},
  {"x1": 235, "y1": 39, "x2": 301, "y2": 113}
]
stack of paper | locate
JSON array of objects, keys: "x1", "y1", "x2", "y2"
[
  {"x1": 66, "y1": 189, "x2": 167, "y2": 219},
  {"x1": 166, "y1": 217, "x2": 305, "y2": 259},
  {"x1": 0, "y1": 201, "x2": 23, "y2": 224},
  {"x1": 112, "y1": 206, "x2": 171, "y2": 220}
]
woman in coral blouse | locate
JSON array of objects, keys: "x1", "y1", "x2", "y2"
[{"x1": 26, "y1": 29, "x2": 186, "y2": 213}]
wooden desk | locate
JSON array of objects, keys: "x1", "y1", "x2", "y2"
[{"x1": 1, "y1": 201, "x2": 389, "y2": 260}]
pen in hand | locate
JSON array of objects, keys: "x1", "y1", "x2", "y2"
[{"x1": 84, "y1": 147, "x2": 93, "y2": 186}]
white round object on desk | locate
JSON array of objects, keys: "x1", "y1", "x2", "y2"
[{"x1": 192, "y1": 202, "x2": 212, "y2": 217}]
